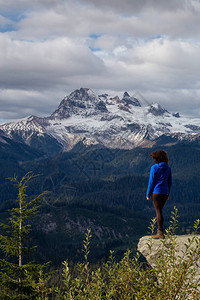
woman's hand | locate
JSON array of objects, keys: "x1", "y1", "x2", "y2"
[{"x1": 146, "y1": 197, "x2": 151, "y2": 201}]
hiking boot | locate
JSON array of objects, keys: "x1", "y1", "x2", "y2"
[{"x1": 151, "y1": 230, "x2": 165, "y2": 239}]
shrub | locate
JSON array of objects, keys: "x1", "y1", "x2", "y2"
[{"x1": 56, "y1": 208, "x2": 200, "y2": 299}]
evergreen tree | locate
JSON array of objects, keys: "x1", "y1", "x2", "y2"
[{"x1": 0, "y1": 172, "x2": 51, "y2": 299}]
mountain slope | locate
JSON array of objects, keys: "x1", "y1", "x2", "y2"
[{"x1": 1, "y1": 88, "x2": 200, "y2": 154}]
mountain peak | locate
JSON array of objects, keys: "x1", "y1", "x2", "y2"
[
  {"x1": 68, "y1": 88, "x2": 96, "y2": 102},
  {"x1": 51, "y1": 88, "x2": 108, "y2": 119},
  {"x1": 121, "y1": 93, "x2": 141, "y2": 107},
  {"x1": 123, "y1": 91, "x2": 130, "y2": 98},
  {"x1": 173, "y1": 112, "x2": 180, "y2": 118},
  {"x1": 1, "y1": 87, "x2": 200, "y2": 154},
  {"x1": 148, "y1": 103, "x2": 169, "y2": 116}
]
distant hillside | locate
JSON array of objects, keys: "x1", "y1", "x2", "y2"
[{"x1": 0, "y1": 138, "x2": 200, "y2": 265}]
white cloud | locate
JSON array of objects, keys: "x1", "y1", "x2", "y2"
[
  {"x1": 0, "y1": 88, "x2": 65, "y2": 120},
  {"x1": 75, "y1": 0, "x2": 189, "y2": 14},
  {"x1": 84, "y1": 38, "x2": 200, "y2": 115},
  {"x1": 0, "y1": 34, "x2": 105, "y2": 90},
  {"x1": 0, "y1": 0, "x2": 200, "y2": 123},
  {"x1": 0, "y1": 0, "x2": 64, "y2": 13},
  {"x1": 6, "y1": 0, "x2": 200, "y2": 41}
]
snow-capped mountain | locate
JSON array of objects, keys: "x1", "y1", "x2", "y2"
[{"x1": 1, "y1": 88, "x2": 200, "y2": 154}]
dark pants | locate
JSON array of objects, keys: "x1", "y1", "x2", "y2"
[{"x1": 152, "y1": 194, "x2": 168, "y2": 232}]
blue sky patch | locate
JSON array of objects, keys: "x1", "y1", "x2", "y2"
[
  {"x1": 0, "y1": 12, "x2": 26, "y2": 23},
  {"x1": 89, "y1": 34, "x2": 102, "y2": 40},
  {"x1": 0, "y1": 23, "x2": 16, "y2": 33},
  {"x1": 89, "y1": 46, "x2": 101, "y2": 52}
]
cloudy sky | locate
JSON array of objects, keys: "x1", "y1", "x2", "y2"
[{"x1": 0, "y1": 0, "x2": 200, "y2": 123}]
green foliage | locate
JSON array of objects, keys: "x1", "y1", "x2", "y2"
[
  {"x1": 147, "y1": 210, "x2": 200, "y2": 300},
  {"x1": 1, "y1": 182, "x2": 200, "y2": 300},
  {"x1": 55, "y1": 208, "x2": 200, "y2": 299},
  {"x1": 0, "y1": 173, "x2": 52, "y2": 299}
]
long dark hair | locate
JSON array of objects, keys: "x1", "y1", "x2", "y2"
[{"x1": 150, "y1": 150, "x2": 169, "y2": 164}]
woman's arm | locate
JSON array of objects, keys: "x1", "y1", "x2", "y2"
[{"x1": 146, "y1": 165, "x2": 157, "y2": 199}]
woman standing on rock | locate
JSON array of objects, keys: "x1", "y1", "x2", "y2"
[{"x1": 146, "y1": 150, "x2": 172, "y2": 239}]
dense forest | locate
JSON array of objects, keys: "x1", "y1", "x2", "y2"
[
  {"x1": 0, "y1": 181, "x2": 200, "y2": 299},
  {"x1": 0, "y1": 136, "x2": 200, "y2": 266}
]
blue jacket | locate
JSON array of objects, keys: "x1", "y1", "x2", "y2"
[{"x1": 146, "y1": 162, "x2": 172, "y2": 198}]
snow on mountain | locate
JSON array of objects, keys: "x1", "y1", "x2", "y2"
[{"x1": 1, "y1": 87, "x2": 200, "y2": 153}]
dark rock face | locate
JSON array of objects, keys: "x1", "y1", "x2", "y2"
[
  {"x1": 148, "y1": 104, "x2": 169, "y2": 116},
  {"x1": 123, "y1": 91, "x2": 130, "y2": 98},
  {"x1": 185, "y1": 124, "x2": 200, "y2": 131},
  {"x1": 98, "y1": 93, "x2": 109, "y2": 98},
  {"x1": 69, "y1": 88, "x2": 95, "y2": 102},
  {"x1": 122, "y1": 92, "x2": 141, "y2": 107},
  {"x1": 95, "y1": 100, "x2": 108, "y2": 113},
  {"x1": 127, "y1": 123, "x2": 141, "y2": 132},
  {"x1": 51, "y1": 88, "x2": 108, "y2": 119},
  {"x1": 173, "y1": 112, "x2": 180, "y2": 118},
  {"x1": 51, "y1": 105, "x2": 71, "y2": 119}
]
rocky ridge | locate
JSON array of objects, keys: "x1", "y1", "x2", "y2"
[
  {"x1": 138, "y1": 234, "x2": 200, "y2": 293},
  {"x1": 1, "y1": 88, "x2": 200, "y2": 154}
]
